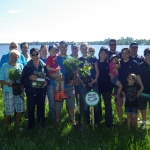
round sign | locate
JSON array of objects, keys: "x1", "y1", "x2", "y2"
[{"x1": 84, "y1": 90, "x2": 100, "y2": 106}]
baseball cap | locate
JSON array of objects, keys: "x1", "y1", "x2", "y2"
[
  {"x1": 30, "y1": 48, "x2": 40, "y2": 54},
  {"x1": 48, "y1": 44, "x2": 57, "y2": 51},
  {"x1": 109, "y1": 54, "x2": 119, "y2": 61},
  {"x1": 130, "y1": 42, "x2": 138, "y2": 48},
  {"x1": 59, "y1": 41, "x2": 68, "y2": 46},
  {"x1": 71, "y1": 42, "x2": 79, "y2": 48}
]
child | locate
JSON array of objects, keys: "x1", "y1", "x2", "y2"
[
  {"x1": 109, "y1": 54, "x2": 122, "y2": 99},
  {"x1": 46, "y1": 44, "x2": 69, "y2": 102},
  {"x1": 122, "y1": 73, "x2": 141, "y2": 130}
]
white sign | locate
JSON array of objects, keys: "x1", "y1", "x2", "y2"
[{"x1": 84, "y1": 90, "x2": 100, "y2": 106}]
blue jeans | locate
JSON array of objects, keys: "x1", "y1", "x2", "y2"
[
  {"x1": 47, "y1": 85, "x2": 55, "y2": 120},
  {"x1": 81, "y1": 83, "x2": 99, "y2": 125}
]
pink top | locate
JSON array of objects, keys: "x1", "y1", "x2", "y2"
[
  {"x1": 46, "y1": 55, "x2": 60, "y2": 74},
  {"x1": 109, "y1": 62, "x2": 119, "y2": 77}
]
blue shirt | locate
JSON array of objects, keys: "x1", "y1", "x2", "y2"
[
  {"x1": 57, "y1": 55, "x2": 72, "y2": 88},
  {"x1": 108, "y1": 51, "x2": 121, "y2": 59},
  {"x1": 118, "y1": 59, "x2": 140, "y2": 85},
  {"x1": 98, "y1": 61, "x2": 111, "y2": 93},
  {"x1": 0, "y1": 63, "x2": 23, "y2": 92},
  {"x1": 79, "y1": 56, "x2": 97, "y2": 79},
  {"x1": 129, "y1": 55, "x2": 144, "y2": 64},
  {"x1": 40, "y1": 57, "x2": 47, "y2": 63},
  {"x1": 0, "y1": 52, "x2": 27, "y2": 68}
]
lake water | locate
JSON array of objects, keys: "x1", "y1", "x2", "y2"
[{"x1": 0, "y1": 44, "x2": 149, "y2": 59}]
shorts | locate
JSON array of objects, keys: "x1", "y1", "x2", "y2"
[
  {"x1": 138, "y1": 96, "x2": 150, "y2": 110},
  {"x1": 125, "y1": 107, "x2": 137, "y2": 114},
  {"x1": 4, "y1": 92, "x2": 24, "y2": 115},
  {"x1": 111, "y1": 76, "x2": 119, "y2": 85},
  {"x1": 51, "y1": 72, "x2": 63, "y2": 85},
  {"x1": 55, "y1": 87, "x2": 75, "y2": 111}
]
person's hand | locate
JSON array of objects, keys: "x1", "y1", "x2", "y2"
[
  {"x1": 43, "y1": 80, "x2": 48, "y2": 87},
  {"x1": 137, "y1": 86, "x2": 144, "y2": 98},
  {"x1": 6, "y1": 82, "x2": 12, "y2": 87},
  {"x1": 81, "y1": 80, "x2": 86, "y2": 88},
  {"x1": 109, "y1": 73, "x2": 114, "y2": 80},
  {"x1": 88, "y1": 79, "x2": 96, "y2": 87},
  {"x1": 29, "y1": 75, "x2": 37, "y2": 81}
]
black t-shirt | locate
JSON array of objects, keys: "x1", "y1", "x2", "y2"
[{"x1": 122, "y1": 83, "x2": 140, "y2": 108}]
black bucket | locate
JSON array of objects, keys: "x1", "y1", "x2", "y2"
[{"x1": 12, "y1": 83, "x2": 22, "y2": 95}]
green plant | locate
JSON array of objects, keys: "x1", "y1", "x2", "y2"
[
  {"x1": 80, "y1": 64, "x2": 92, "y2": 78},
  {"x1": 63, "y1": 57, "x2": 81, "y2": 73},
  {"x1": 7, "y1": 68, "x2": 22, "y2": 83}
]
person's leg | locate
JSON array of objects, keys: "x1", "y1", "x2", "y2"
[
  {"x1": 132, "y1": 113, "x2": 138, "y2": 130},
  {"x1": 127, "y1": 113, "x2": 132, "y2": 130},
  {"x1": 47, "y1": 85, "x2": 55, "y2": 120},
  {"x1": 102, "y1": 92, "x2": 113, "y2": 127},
  {"x1": 5, "y1": 115, "x2": 11, "y2": 129},
  {"x1": 55, "y1": 101, "x2": 63, "y2": 126},
  {"x1": 115, "y1": 80, "x2": 122, "y2": 99}
]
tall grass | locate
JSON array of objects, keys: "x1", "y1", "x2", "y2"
[{"x1": 0, "y1": 89, "x2": 150, "y2": 150}]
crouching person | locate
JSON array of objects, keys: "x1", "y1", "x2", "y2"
[
  {"x1": 0, "y1": 50, "x2": 24, "y2": 130},
  {"x1": 21, "y1": 48, "x2": 48, "y2": 130}
]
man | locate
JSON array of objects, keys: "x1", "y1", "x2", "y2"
[
  {"x1": 108, "y1": 39, "x2": 120, "y2": 59},
  {"x1": 20, "y1": 42, "x2": 30, "y2": 62},
  {"x1": 138, "y1": 48, "x2": 150, "y2": 128},
  {"x1": 129, "y1": 42, "x2": 144, "y2": 64},
  {"x1": 54, "y1": 41, "x2": 76, "y2": 126},
  {"x1": 0, "y1": 42, "x2": 26, "y2": 68},
  {"x1": 70, "y1": 42, "x2": 79, "y2": 58}
]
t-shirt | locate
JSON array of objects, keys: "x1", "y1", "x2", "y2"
[
  {"x1": 122, "y1": 83, "x2": 140, "y2": 108},
  {"x1": 129, "y1": 55, "x2": 144, "y2": 65},
  {"x1": 109, "y1": 62, "x2": 119, "y2": 77},
  {"x1": 139, "y1": 61, "x2": 150, "y2": 94},
  {"x1": 108, "y1": 51, "x2": 121, "y2": 59},
  {"x1": 118, "y1": 59, "x2": 140, "y2": 86},
  {"x1": 98, "y1": 61, "x2": 111, "y2": 93},
  {"x1": 0, "y1": 52, "x2": 26, "y2": 68},
  {"x1": 79, "y1": 56, "x2": 97, "y2": 80},
  {"x1": 57, "y1": 55, "x2": 72, "y2": 88},
  {"x1": 40, "y1": 57, "x2": 47, "y2": 64},
  {"x1": 46, "y1": 55, "x2": 59, "y2": 74},
  {"x1": 0, "y1": 62, "x2": 23, "y2": 92}
]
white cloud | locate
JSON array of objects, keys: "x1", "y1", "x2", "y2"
[
  {"x1": 0, "y1": 17, "x2": 4, "y2": 20},
  {"x1": 7, "y1": 10, "x2": 20, "y2": 13}
]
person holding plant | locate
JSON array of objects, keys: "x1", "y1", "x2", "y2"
[
  {"x1": 0, "y1": 50, "x2": 24, "y2": 130},
  {"x1": 46, "y1": 44, "x2": 69, "y2": 102},
  {"x1": 20, "y1": 48, "x2": 48, "y2": 130},
  {"x1": 98, "y1": 46, "x2": 113, "y2": 128},
  {"x1": 79, "y1": 42, "x2": 99, "y2": 126}
]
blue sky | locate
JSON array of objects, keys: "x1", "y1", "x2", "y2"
[{"x1": 0, "y1": 0, "x2": 150, "y2": 43}]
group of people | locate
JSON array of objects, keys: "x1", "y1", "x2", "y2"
[{"x1": 0, "y1": 39, "x2": 150, "y2": 131}]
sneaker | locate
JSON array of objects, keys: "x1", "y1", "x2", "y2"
[
  {"x1": 140, "y1": 123, "x2": 146, "y2": 128},
  {"x1": 71, "y1": 120, "x2": 76, "y2": 126}
]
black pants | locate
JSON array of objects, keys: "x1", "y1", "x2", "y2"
[
  {"x1": 99, "y1": 92, "x2": 113, "y2": 128},
  {"x1": 27, "y1": 94, "x2": 45, "y2": 129}
]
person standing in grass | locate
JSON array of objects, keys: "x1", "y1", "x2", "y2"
[
  {"x1": 138, "y1": 48, "x2": 150, "y2": 128},
  {"x1": 0, "y1": 50, "x2": 24, "y2": 130},
  {"x1": 98, "y1": 46, "x2": 113, "y2": 128},
  {"x1": 39, "y1": 45, "x2": 48, "y2": 63},
  {"x1": 122, "y1": 73, "x2": 141, "y2": 130}
]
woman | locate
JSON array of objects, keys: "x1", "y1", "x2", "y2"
[
  {"x1": 0, "y1": 50, "x2": 24, "y2": 130},
  {"x1": 39, "y1": 45, "x2": 48, "y2": 63},
  {"x1": 21, "y1": 48, "x2": 48, "y2": 130},
  {"x1": 79, "y1": 43, "x2": 99, "y2": 125},
  {"x1": 115, "y1": 48, "x2": 144, "y2": 124},
  {"x1": 98, "y1": 46, "x2": 113, "y2": 128}
]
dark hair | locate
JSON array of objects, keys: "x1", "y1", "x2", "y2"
[
  {"x1": 144, "y1": 48, "x2": 150, "y2": 56},
  {"x1": 121, "y1": 48, "x2": 130, "y2": 54},
  {"x1": 109, "y1": 39, "x2": 117, "y2": 45},
  {"x1": 59, "y1": 41, "x2": 68, "y2": 46},
  {"x1": 30, "y1": 48, "x2": 40, "y2": 54},
  {"x1": 98, "y1": 46, "x2": 108, "y2": 62},
  {"x1": 40, "y1": 45, "x2": 47, "y2": 51},
  {"x1": 20, "y1": 42, "x2": 28, "y2": 48}
]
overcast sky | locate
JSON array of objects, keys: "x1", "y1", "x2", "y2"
[{"x1": 0, "y1": 0, "x2": 150, "y2": 43}]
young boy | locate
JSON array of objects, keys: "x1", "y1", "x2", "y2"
[
  {"x1": 122, "y1": 73, "x2": 141, "y2": 130},
  {"x1": 46, "y1": 44, "x2": 69, "y2": 102}
]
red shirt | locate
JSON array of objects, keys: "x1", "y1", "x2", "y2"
[{"x1": 46, "y1": 55, "x2": 60, "y2": 74}]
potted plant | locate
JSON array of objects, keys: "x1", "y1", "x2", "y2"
[
  {"x1": 63, "y1": 57, "x2": 81, "y2": 84},
  {"x1": 79, "y1": 57, "x2": 92, "y2": 87},
  {"x1": 7, "y1": 68, "x2": 22, "y2": 95}
]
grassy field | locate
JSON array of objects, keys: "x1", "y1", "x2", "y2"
[{"x1": 0, "y1": 90, "x2": 150, "y2": 150}]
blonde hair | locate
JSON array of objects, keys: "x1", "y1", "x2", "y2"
[
  {"x1": 80, "y1": 42, "x2": 88, "y2": 50},
  {"x1": 127, "y1": 73, "x2": 136, "y2": 81},
  {"x1": 9, "y1": 49, "x2": 20, "y2": 57}
]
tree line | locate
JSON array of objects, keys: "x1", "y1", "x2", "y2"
[{"x1": 0, "y1": 37, "x2": 150, "y2": 45}]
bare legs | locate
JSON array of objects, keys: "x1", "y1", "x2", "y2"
[
  {"x1": 116, "y1": 97, "x2": 123, "y2": 124},
  {"x1": 127, "y1": 114, "x2": 137, "y2": 130}
]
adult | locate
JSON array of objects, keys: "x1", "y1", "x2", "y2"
[
  {"x1": 20, "y1": 42, "x2": 31, "y2": 62},
  {"x1": 116, "y1": 48, "x2": 144, "y2": 124},
  {"x1": 129, "y1": 42, "x2": 144, "y2": 64},
  {"x1": 79, "y1": 42, "x2": 99, "y2": 125},
  {"x1": 0, "y1": 50, "x2": 24, "y2": 130},
  {"x1": 20, "y1": 48, "x2": 48, "y2": 130},
  {"x1": 70, "y1": 42, "x2": 79, "y2": 58},
  {"x1": 0, "y1": 42, "x2": 26, "y2": 68},
  {"x1": 138, "y1": 48, "x2": 150, "y2": 127},
  {"x1": 108, "y1": 39, "x2": 120, "y2": 59},
  {"x1": 39, "y1": 45, "x2": 48, "y2": 63},
  {"x1": 54, "y1": 41, "x2": 76, "y2": 126},
  {"x1": 98, "y1": 46, "x2": 113, "y2": 128}
]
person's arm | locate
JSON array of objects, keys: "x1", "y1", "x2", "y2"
[
  {"x1": 136, "y1": 75, "x2": 144, "y2": 93},
  {"x1": 0, "y1": 80, "x2": 12, "y2": 87},
  {"x1": 122, "y1": 91, "x2": 126, "y2": 98},
  {"x1": 46, "y1": 65, "x2": 60, "y2": 72}
]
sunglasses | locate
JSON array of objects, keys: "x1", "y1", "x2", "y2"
[
  {"x1": 31, "y1": 53, "x2": 39, "y2": 56},
  {"x1": 109, "y1": 44, "x2": 116, "y2": 46},
  {"x1": 89, "y1": 51, "x2": 95, "y2": 53},
  {"x1": 11, "y1": 46, "x2": 17, "y2": 49}
]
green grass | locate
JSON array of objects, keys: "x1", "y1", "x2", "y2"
[{"x1": 0, "y1": 89, "x2": 150, "y2": 150}]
